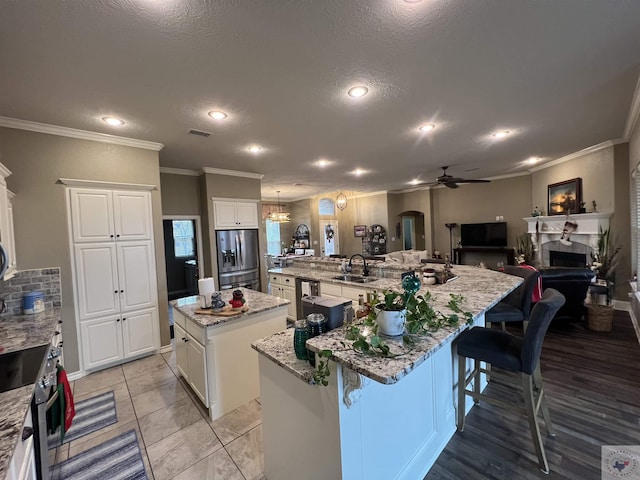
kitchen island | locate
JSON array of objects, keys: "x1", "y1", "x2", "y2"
[
  {"x1": 170, "y1": 288, "x2": 288, "y2": 420},
  {"x1": 253, "y1": 266, "x2": 522, "y2": 480}
]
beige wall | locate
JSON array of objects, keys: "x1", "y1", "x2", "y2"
[
  {"x1": 531, "y1": 147, "x2": 615, "y2": 215},
  {"x1": 160, "y1": 172, "x2": 201, "y2": 216},
  {"x1": 0, "y1": 127, "x2": 169, "y2": 373},
  {"x1": 613, "y1": 143, "x2": 631, "y2": 300},
  {"x1": 430, "y1": 175, "x2": 533, "y2": 258}
]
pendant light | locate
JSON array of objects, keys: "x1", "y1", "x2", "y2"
[
  {"x1": 268, "y1": 191, "x2": 291, "y2": 223},
  {"x1": 336, "y1": 192, "x2": 347, "y2": 210}
]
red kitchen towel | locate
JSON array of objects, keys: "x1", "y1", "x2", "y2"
[{"x1": 57, "y1": 364, "x2": 75, "y2": 432}]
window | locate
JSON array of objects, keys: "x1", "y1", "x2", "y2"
[
  {"x1": 266, "y1": 219, "x2": 281, "y2": 256},
  {"x1": 173, "y1": 220, "x2": 195, "y2": 258},
  {"x1": 633, "y1": 168, "x2": 639, "y2": 287},
  {"x1": 318, "y1": 198, "x2": 335, "y2": 216}
]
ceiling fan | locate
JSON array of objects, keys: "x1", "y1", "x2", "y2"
[{"x1": 425, "y1": 166, "x2": 491, "y2": 189}]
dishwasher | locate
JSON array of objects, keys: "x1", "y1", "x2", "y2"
[{"x1": 295, "y1": 278, "x2": 320, "y2": 320}]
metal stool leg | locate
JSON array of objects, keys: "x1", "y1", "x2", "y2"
[
  {"x1": 533, "y1": 365, "x2": 555, "y2": 436},
  {"x1": 457, "y1": 354, "x2": 467, "y2": 432},
  {"x1": 473, "y1": 358, "x2": 480, "y2": 405},
  {"x1": 522, "y1": 373, "x2": 550, "y2": 474}
]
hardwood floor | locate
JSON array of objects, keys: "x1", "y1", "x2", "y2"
[{"x1": 425, "y1": 310, "x2": 640, "y2": 480}]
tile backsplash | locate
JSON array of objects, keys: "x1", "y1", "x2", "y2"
[{"x1": 0, "y1": 267, "x2": 62, "y2": 315}]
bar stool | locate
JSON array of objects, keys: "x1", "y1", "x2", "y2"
[
  {"x1": 456, "y1": 288, "x2": 565, "y2": 474},
  {"x1": 486, "y1": 265, "x2": 540, "y2": 332}
]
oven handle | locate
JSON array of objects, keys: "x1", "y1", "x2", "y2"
[{"x1": 45, "y1": 390, "x2": 59, "y2": 411}]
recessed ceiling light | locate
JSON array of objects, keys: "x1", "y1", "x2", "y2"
[
  {"x1": 208, "y1": 111, "x2": 228, "y2": 120},
  {"x1": 409, "y1": 179, "x2": 422, "y2": 185},
  {"x1": 419, "y1": 124, "x2": 436, "y2": 132},
  {"x1": 247, "y1": 145, "x2": 263, "y2": 153},
  {"x1": 492, "y1": 130, "x2": 510, "y2": 138},
  {"x1": 352, "y1": 168, "x2": 367, "y2": 176},
  {"x1": 347, "y1": 86, "x2": 369, "y2": 98},
  {"x1": 315, "y1": 159, "x2": 330, "y2": 167},
  {"x1": 102, "y1": 116, "x2": 125, "y2": 126},
  {"x1": 404, "y1": 0, "x2": 422, "y2": 3},
  {"x1": 526, "y1": 157, "x2": 539, "y2": 165}
]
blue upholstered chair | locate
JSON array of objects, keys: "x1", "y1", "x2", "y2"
[
  {"x1": 456, "y1": 288, "x2": 566, "y2": 474},
  {"x1": 485, "y1": 265, "x2": 540, "y2": 331}
]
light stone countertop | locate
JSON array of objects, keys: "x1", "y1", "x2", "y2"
[
  {"x1": 171, "y1": 288, "x2": 289, "y2": 328},
  {"x1": 0, "y1": 309, "x2": 62, "y2": 480},
  {"x1": 256, "y1": 265, "x2": 522, "y2": 385},
  {"x1": 251, "y1": 329, "x2": 317, "y2": 384}
]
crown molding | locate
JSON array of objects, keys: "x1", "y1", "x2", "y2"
[
  {"x1": 160, "y1": 167, "x2": 200, "y2": 176},
  {"x1": 485, "y1": 170, "x2": 531, "y2": 181},
  {"x1": 624, "y1": 72, "x2": 640, "y2": 140},
  {"x1": 529, "y1": 139, "x2": 624, "y2": 172},
  {"x1": 201, "y1": 167, "x2": 264, "y2": 179},
  {"x1": 58, "y1": 178, "x2": 157, "y2": 190},
  {"x1": 0, "y1": 116, "x2": 164, "y2": 151}
]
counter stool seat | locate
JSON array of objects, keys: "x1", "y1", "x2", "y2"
[
  {"x1": 456, "y1": 288, "x2": 565, "y2": 474},
  {"x1": 486, "y1": 265, "x2": 540, "y2": 332}
]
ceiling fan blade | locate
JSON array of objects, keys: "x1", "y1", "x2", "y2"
[
  {"x1": 443, "y1": 182, "x2": 459, "y2": 189},
  {"x1": 456, "y1": 179, "x2": 491, "y2": 184}
]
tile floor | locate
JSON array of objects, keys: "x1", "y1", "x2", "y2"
[{"x1": 50, "y1": 350, "x2": 265, "y2": 480}]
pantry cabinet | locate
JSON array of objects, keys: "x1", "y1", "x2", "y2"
[
  {"x1": 213, "y1": 199, "x2": 259, "y2": 229},
  {"x1": 68, "y1": 185, "x2": 159, "y2": 372}
]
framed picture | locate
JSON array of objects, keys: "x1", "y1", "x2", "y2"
[
  {"x1": 354, "y1": 225, "x2": 367, "y2": 237},
  {"x1": 548, "y1": 178, "x2": 582, "y2": 215}
]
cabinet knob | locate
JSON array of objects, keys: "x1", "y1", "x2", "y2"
[
  {"x1": 114, "y1": 290, "x2": 118, "y2": 294},
  {"x1": 116, "y1": 318, "x2": 120, "y2": 322},
  {"x1": 122, "y1": 317, "x2": 126, "y2": 321},
  {"x1": 120, "y1": 290, "x2": 124, "y2": 293},
  {"x1": 116, "y1": 234, "x2": 120, "y2": 238},
  {"x1": 184, "y1": 338, "x2": 189, "y2": 342},
  {"x1": 110, "y1": 234, "x2": 114, "y2": 238}
]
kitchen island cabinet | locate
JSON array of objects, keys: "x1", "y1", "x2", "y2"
[
  {"x1": 253, "y1": 266, "x2": 522, "y2": 480},
  {"x1": 171, "y1": 288, "x2": 288, "y2": 420}
]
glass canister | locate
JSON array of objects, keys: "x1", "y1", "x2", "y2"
[
  {"x1": 306, "y1": 313, "x2": 327, "y2": 367},
  {"x1": 293, "y1": 319, "x2": 309, "y2": 361}
]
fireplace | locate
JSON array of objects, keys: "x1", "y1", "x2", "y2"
[{"x1": 549, "y1": 250, "x2": 587, "y2": 268}]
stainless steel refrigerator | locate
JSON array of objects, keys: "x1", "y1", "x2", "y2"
[{"x1": 216, "y1": 229, "x2": 260, "y2": 290}]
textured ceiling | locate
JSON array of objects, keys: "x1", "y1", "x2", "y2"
[{"x1": 1, "y1": 1, "x2": 640, "y2": 200}]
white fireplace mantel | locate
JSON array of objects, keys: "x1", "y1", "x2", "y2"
[{"x1": 523, "y1": 212, "x2": 611, "y2": 236}]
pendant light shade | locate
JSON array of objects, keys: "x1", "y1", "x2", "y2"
[
  {"x1": 336, "y1": 192, "x2": 347, "y2": 210},
  {"x1": 267, "y1": 191, "x2": 291, "y2": 223}
]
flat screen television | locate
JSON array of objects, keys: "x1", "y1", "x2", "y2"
[{"x1": 460, "y1": 222, "x2": 507, "y2": 247}]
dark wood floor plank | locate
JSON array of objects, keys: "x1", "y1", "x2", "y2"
[{"x1": 424, "y1": 312, "x2": 640, "y2": 480}]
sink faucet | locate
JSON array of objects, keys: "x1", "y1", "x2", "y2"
[{"x1": 348, "y1": 254, "x2": 370, "y2": 277}]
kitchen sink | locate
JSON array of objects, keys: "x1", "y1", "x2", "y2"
[{"x1": 332, "y1": 275, "x2": 378, "y2": 284}]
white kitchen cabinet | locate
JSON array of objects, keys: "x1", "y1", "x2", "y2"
[
  {"x1": 213, "y1": 199, "x2": 259, "y2": 229},
  {"x1": 74, "y1": 242, "x2": 157, "y2": 320},
  {"x1": 7, "y1": 406, "x2": 36, "y2": 480},
  {"x1": 0, "y1": 163, "x2": 17, "y2": 280},
  {"x1": 320, "y1": 282, "x2": 368, "y2": 309},
  {"x1": 173, "y1": 312, "x2": 208, "y2": 405},
  {"x1": 81, "y1": 309, "x2": 157, "y2": 370},
  {"x1": 68, "y1": 185, "x2": 159, "y2": 372},
  {"x1": 70, "y1": 188, "x2": 152, "y2": 242},
  {"x1": 80, "y1": 315, "x2": 124, "y2": 370},
  {"x1": 269, "y1": 274, "x2": 296, "y2": 320}
]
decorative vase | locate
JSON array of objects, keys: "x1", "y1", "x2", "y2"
[{"x1": 376, "y1": 308, "x2": 406, "y2": 336}]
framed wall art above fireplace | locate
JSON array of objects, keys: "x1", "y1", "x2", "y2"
[{"x1": 548, "y1": 177, "x2": 582, "y2": 215}]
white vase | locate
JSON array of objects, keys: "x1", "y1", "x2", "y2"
[{"x1": 376, "y1": 308, "x2": 406, "y2": 336}]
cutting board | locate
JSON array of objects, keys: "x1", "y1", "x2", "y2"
[{"x1": 195, "y1": 305, "x2": 249, "y2": 316}]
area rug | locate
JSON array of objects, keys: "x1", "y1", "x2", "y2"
[
  {"x1": 50, "y1": 429, "x2": 147, "y2": 480},
  {"x1": 49, "y1": 390, "x2": 117, "y2": 448}
]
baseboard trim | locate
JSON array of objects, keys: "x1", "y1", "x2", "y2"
[
  {"x1": 160, "y1": 344, "x2": 174, "y2": 354},
  {"x1": 66, "y1": 370, "x2": 86, "y2": 382}
]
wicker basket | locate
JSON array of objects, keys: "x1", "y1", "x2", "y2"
[{"x1": 586, "y1": 303, "x2": 614, "y2": 332}]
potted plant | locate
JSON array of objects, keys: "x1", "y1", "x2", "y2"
[
  {"x1": 587, "y1": 226, "x2": 621, "y2": 332},
  {"x1": 375, "y1": 290, "x2": 407, "y2": 336},
  {"x1": 516, "y1": 232, "x2": 536, "y2": 266}
]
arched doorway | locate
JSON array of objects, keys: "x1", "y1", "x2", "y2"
[{"x1": 399, "y1": 210, "x2": 425, "y2": 250}]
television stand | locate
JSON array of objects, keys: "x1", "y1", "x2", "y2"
[{"x1": 453, "y1": 247, "x2": 515, "y2": 267}]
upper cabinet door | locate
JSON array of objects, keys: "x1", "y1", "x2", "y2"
[
  {"x1": 112, "y1": 191, "x2": 152, "y2": 241},
  {"x1": 235, "y1": 202, "x2": 259, "y2": 228},
  {"x1": 70, "y1": 189, "x2": 115, "y2": 242},
  {"x1": 213, "y1": 201, "x2": 240, "y2": 229}
]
